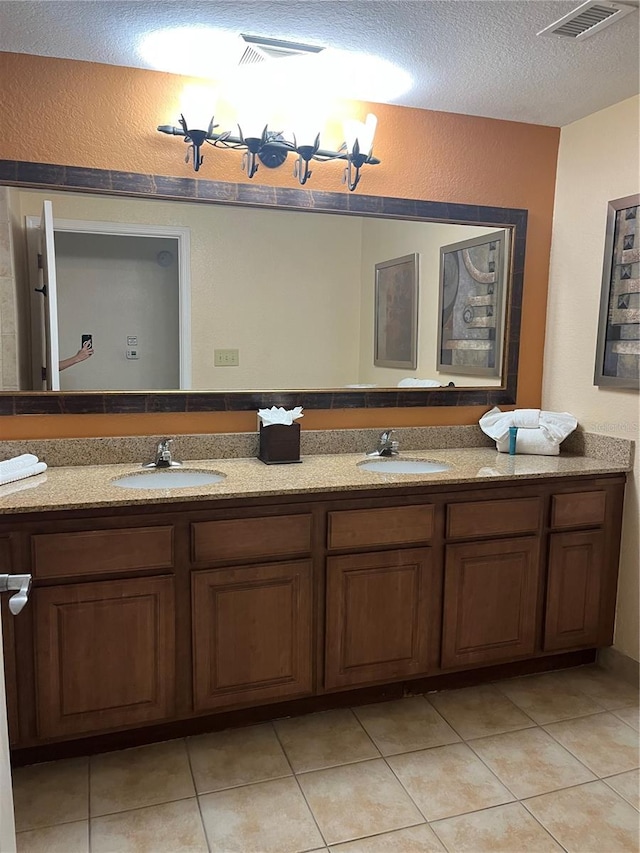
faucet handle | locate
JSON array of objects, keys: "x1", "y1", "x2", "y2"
[{"x1": 380, "y1": 429, "x2": 395, "y2": 443}]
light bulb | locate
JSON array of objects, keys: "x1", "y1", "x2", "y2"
[
  {"x1": 179, "y1": 84, "x2": 218, "y2": 132},
  {"x1": 343, "y1": 113, "x2": 377, "y2": 156}
]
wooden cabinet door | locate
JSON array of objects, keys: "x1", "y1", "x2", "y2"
[
  {"x1": 325, "y1": 548, "x2": 434, "y2": 689},
  {"x1": 34, "y1": 576, "x2": 175, "y2": 739},
  {"x1": 192, "y1": 560, "x2": 313, "y2": 711},
  {"x1": 544, "y1": 530, "x2": 604, "y2": 652},
  {"x1": 442, "y1": 537, "x2": 540, "y2": 669}
]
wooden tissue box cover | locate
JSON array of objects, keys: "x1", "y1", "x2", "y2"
[{"x1": 258, "y1": 423, "x2": 301, "y2": 464}]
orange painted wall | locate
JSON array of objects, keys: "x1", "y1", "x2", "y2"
[{"x1": 0, "y1": 52, "x2": 560, "y2": 439}]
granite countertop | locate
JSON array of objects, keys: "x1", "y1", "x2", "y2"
[{"x1": 0, "y1": 448, "x2": 630, "y2": 516}]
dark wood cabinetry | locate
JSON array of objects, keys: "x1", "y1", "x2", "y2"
[
  {"x1": 544, "y1": 530, "x2": 604, "y2": 652},
  {"x1": 192, "y1": 560, "x2": 313, "y2": 710},
  {"x1": 441, "y1": 537, "x2": 540, "y2": 668},
  {"x1": 325, "y1": 548, "x2": 435, "y2": 688},
  {"x1": 34, "y1": 576, "x2": 175, "y2": 738},
  {"x1": 1, "y1": 472, "x2": 626, "y2": 754}
]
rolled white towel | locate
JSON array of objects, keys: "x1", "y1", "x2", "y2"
[
  {"x1": 397, "y1": 378, "x2": 441, "y2": 387},
  {"x1": 0, "y1": 454, "x2": 39, "y2": 478},
  {"x1": 0, "y1": 461, "x2": 47, "y2": 487},
  {"x1": 496, "y1": 429, "x2": 559, "y2": 456},
  {"x1": 479, "y1": 406, "x2": 514, "y2": 441},
  {"x1": 512, "y1": 409, "x2": 540, "y2": 429}
]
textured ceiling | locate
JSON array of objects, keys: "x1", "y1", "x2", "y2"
[{"x1": 0, "y1": 0, "x2": 638, "y2": 126}]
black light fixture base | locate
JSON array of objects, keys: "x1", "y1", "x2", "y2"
[{"x1": 258, "y1": 147, "x2": 289, "y2": 169}]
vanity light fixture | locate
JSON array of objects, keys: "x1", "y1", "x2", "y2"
[{"x1": 157, "y1": 112, "x2": 380, "y2": 191}]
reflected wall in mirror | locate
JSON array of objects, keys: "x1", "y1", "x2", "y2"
[{"x1": 5, "y1": 186, "x2": 509, "y2": 393}]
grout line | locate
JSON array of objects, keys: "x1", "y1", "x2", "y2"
[
  {"x1": 600, "y1": 773, "x2": 640, "y2": 812},
  {"x1": 539, "y1": 711, "x2": 636, "y2": 779},
  {"x1": 184, "y1": 736, "x2": 212, "y2": 853},
  {"x1": 345, "y1": 704, "x2": 385, "y2": 759},
  {"x1": 87, "y1": 754, "x2": 92, "y2": 853},
  {"x1": 271, "y1": 720, "x2": 329, "y2": 849}
]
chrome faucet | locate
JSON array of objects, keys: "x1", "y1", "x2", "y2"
[
  {"x1": 142, "y1": 438, "x2": 182, "y2": 469},
  {"x1": 366, "y1": 429, "x2": 400, "y2": 457}
]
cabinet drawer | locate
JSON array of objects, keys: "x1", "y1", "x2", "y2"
[
  {"x1": 192, "y1": 514, "x2": 311, "y2": 564},
  {"x1": 327, "y1": 504, "x2": 434, "y2": 550},
  {"x1": 447, "y1": 497, "x2": 540, "y2": 540},
  {"x1": 32, "y1": 527, "x2": 174, "y2": 579},
  {"x1": 551, "y1": 491, "x2": 606, "y2": 529}
]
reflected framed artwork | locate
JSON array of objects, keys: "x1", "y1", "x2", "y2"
[
  {"x1": 374, "y1": 253, "x2": 419, "y2": 369},
  {"x1": 437, "y1": 230, "x2": 507, "y2": 377},
  {"x1": 594, "y1": 194, "x2": 639, "y2": 389}
]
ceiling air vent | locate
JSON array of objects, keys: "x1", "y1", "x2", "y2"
[
  {"x1": 238, "y1": 34, "x2": 325, "y2": 67},
  {"x1": 537, "y1": 0, "x2": 636, "y2": 39}
]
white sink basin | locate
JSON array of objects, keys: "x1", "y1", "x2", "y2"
[
  {"x1": 358, "y1": 458, "x2": 451, "y2": 475},
  {"x1": 112, "y1": 469, "x2": 226, "y2": 489}
]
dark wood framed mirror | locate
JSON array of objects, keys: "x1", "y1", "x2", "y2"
[{"x1": 0, "y1": 159, "x2": 526, "y2": 416}]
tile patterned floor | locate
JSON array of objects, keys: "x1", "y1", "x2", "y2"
[{"x1": 12, "y1": 665, "x2": 640, "y2": 853}]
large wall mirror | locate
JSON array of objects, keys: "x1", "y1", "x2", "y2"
[{"x1": 0, "y1": 161, "x2": 527, "y2": 415}]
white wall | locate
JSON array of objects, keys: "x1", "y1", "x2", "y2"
[
  {"x1": 55, "y1": 232, "x2": 180, "y2": 391},
  {"x1": 543, "y1": 95, "x2": 640, "y2": 662},
  {"x1": 357, "y1": 220, "x2": 505, "y2": 387}
]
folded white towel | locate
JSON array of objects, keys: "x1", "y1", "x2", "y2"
[
  {"x1": 496, "y1": 429, "x2": 560, "y2": 456},
  {"x1": 397, "y1": 378, "x2": 442, "y2": 387},
  {"x1": 512, "y1": 409, "x2": 540, "y2": 429},
  {"x1": 0, "y1": 461, "x2": 47, "y2": 487},
  {"x1": 480, "y1": 406, "x2": 577, "y2": 443},
  {"x1": 0, "y1": 454, "x2": 39, "y2": 477}
]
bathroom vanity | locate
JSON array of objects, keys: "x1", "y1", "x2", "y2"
[{"x1": 0, "y1": 446, "x2": 628, "y2": 760}]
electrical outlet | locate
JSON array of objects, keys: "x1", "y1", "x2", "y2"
[{"x1": 214, "y1": 348, "x2": 239, "y2": 367}]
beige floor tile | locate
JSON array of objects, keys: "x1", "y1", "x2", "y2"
[
  {"x1": 604, "y1": 769, "x2": 640, "y2": 810},
  {"x1": 353, "y1": 696, "x2": 460, "y2": 756},
  {"x1": 387, "y1": 742, "x2": 514, "y2": 822},
  {"x1": 544, "y1": 712, "x2": 640, "y2": 777},
  {"x1": 16, "y1": 820, "x2": 88, "y2": 853},
  {"x1": 274, "y1": 709, "x2": 379, "y2": 772},
  {"x1": 496, "y1": 671, "x2": 603, "y2": 724},
  {"x1": 91, "y1": 798, "x2": 208, "y2": 853},
  {"x1": 469, "y1": 726, "x2": 596, "y2": 798},
  {"x1": 426, "y1": 684, "x2": 535, "y2": 740},
  {"x1": 328, "y1": 823, "x2": 445, "y2": 852},
  {"x1": 524, "y1": 780, "x2": 640, "y2": 852},
  {"x1": 297, "y1": 758, "x2": 423, "y2": 845},
  {"x1": 432, "y1": 802, "x2": 562, "y2": 852},
  {"x1": 12, "y1": 757, "x2": 89, "y2": 832},
  {"x1": 562, "y1": 666, "x2": 640, "y2": 710},
  {"x1": 90, "y1": 739, "x2": 194, "y2": 816},
  {"x1": 188, "y1": 722, "x2": 291, "y2": 793},
  {"x1": 199, "y1": 776, "x2": 323, "y2": 853},
  {"x1": 613, "y1": 705, "x2": 640, "y2": 732}
]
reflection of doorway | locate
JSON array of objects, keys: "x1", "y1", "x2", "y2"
[{"x1": 26, "y1": 211, "x2": 191, "y2": 390}]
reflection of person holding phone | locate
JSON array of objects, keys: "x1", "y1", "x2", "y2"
[{"x1": 59, "y1": 340, "x2": 94, "y2": 371}]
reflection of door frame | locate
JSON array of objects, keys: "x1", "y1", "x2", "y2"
[{"x1": 26, "y1": 216, "x2": 192, "y2": 389}]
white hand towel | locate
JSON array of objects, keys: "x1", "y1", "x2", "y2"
[
  {"x1": 0, "y1": 461, "x2": 47, "y2": 487},
  {"x1": 512, "y1": 409, "x2": 540, "y2": 429},
  {"x1": 496, "y1": 429, "x2": 560, "y2": 456},
  {"x1": 0, "y1": 454, "x2": 39, "y2": 477},
  {"x1": 397, "y1": 378, "x2": 442, "y2": 387}
]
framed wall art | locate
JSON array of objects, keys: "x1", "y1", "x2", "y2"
[
  {"x1": 437, "y1": 230, "x2": 508, "y2": 377},
  {"x1": 594, "y1": 194, "x2": 639, "y2": 389},
  {"x1": 374, "y1": 253, "x2": 419, "y2": 369}
]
